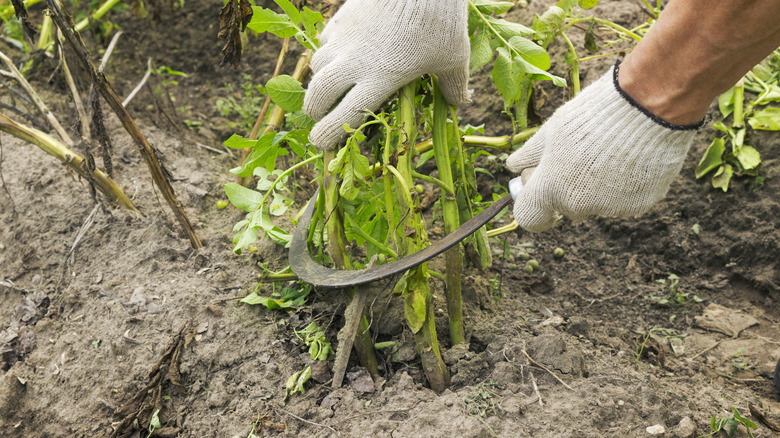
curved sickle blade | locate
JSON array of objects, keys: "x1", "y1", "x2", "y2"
[{"x1": 289, "y1": 189, "x2": 513, "y2": 289}]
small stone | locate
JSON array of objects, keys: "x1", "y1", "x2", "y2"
[
  {"x1": 321, "y1": 393, "x2": 341, "y2": 409},
  {"x1": 346, "y1": 367, "x2": 374, "y2": 393},
  {"x1": 32, "y1": 274, "x2": 41, "y2": 285},
  {"x1": 672, "y1": 417, "x2": 696, "y2": 438},
  {"x1": 145, "y1": 304, "x2": 164, "y2": 314},
  {"x1": 617, "y1": 400, "x2": 624, "y2": 406},
  {"x1": 309, "y1": 361, "x2": 331, "y2": 384},
  {"x1": 646, "y1": 424, "x2": 665, "y2": 435}
]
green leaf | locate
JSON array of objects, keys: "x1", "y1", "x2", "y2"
[
  {"x1": 711, "y1": 164, "x2": 733, "y2": 192},
  {"x1": 300, "y1": 6, "x2": 324, "y2": 34},
  {"x1": 225, "y1": 182, "x2": 264, "y2": 212},
  {"x1": 718, "y1": 87, "x2": 735, "y2": 118},
  {"x1": 578, "y1": 0, "x2": 599, "y2": 9},
  {"x1": 734, "y1": 145, "x2": 761, "y2": 170},
  {"x1": 695, "y1": 138, "x2": 725, "y2": 179},
  {"x1": 149, "y1": 409, "x2": 161, "y2": 430},
  {"x1": 472, "y1": 0, "x2": 514, "y2": 14},
  {"x1": 273, "y1": 0, "x2": 300, "y2": 24},
  {"x1": 230, "y1": 132, "x2": 279, "y2": 177},
  {"x1": 247, "y1": 7, "x2": 297, "y2": 38},
  {"x1": 241, "y1": 291, "x2": 293, "y2": 310},
  {"x1": 269, "y1": 192, "x2": 291, "y2": 216},
  {"x1": 492, "y1": 47, "x2": 521, "y2": 108},
  {"x1": 513, "y1": 55, "x2": 566, "y2": 87},
  {"x1": 532, "y1": 6, "x2": 565, "y2": 42},
  {"x1": 224, "y1": 133, "x2": 256, "y2": 149},
  {"x1": 556, "y1": 0, "x2": 578, "y2": 11},
  {"x1": 327, "y1": 146, "x2": 348, "y2": 172},
  {"x1": 266, "y1": 75, "x2": 305, "y2": 112},
  {"x1": 403, "y1": 287, "x2": 426, "y2": 334},
  {"x1": 487, "y1": 16, "x2": 534, "y2": 40},
  {"x1": 748, "y1": 107, "x2": 780, "y2": 130},
  {"x1": 233, "y1": 225, "x2": 258, "y2": 253},
  {"x1": 349, "y1": 146, "x2": 371, "y2": 177},
  {"x1": 584, "y1": 21, "x2": 598, "y2": 54},
  {"x1": 469, "y1": 27, "x2": 493, "y2": 73},
  {"x1": 508, "y1": 36, "x2": 550, "y2": 70},
  {"x1": 339, "y1": 169, "x2": 360, "y2": 201},
  {"x1": 286, "y1": 110, "x2": 316, "y2": 131}
]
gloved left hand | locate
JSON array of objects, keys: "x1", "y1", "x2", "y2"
[{"x1": 303, "y1": 0, "x2": 471, "y2": 149}]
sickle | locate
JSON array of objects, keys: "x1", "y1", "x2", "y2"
[{"x1": 289, "y1": 174, "x2": 529, "y2": 288}]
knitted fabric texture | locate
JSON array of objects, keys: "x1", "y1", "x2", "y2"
[
  {"x1": 304, "y1": 0, "x2": 470, "y2": 149},
  {"x1": 506, "y1": 65, "x2": 697, "y2": 232}
]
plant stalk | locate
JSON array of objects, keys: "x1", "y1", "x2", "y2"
[
  {"x1": 397, "y1": 82, "x2": 448, "y2": 392},
  {"x1": 733, "y1": 78, "x2": 745, "y2": 128},
  {"x1": 322, "y1": 149, "x2": 379, "y2": 378},
  {"x1": 0, "y1": 112, "x2": 138, "y2": 212},
  {"x1": 48, "y1": 0, "x2": 201, "y2": 248},
  {"x1": 432, "y1": 78, "x2": 464, "y2": 346}
]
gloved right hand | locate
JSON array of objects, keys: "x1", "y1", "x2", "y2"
[
  {"x1": 506, "y1": 63, "x2": 702, "y2": 232},
  {"x1": 303, "y1": 0, "x2": 471, "y2": 149}
]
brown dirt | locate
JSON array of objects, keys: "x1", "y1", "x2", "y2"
[{"x1": 1, "y1": 0, "x2": 779, "y2": 437}]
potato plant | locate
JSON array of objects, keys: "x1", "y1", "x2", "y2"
[
  {"x1": 696, "y1": 48, "x2": 780, "y2": 191},
  {"x1": 226, "y1": 0, "x2": 643, "y2": 392}
]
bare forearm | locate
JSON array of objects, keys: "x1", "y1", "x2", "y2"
[{"x1": 619, "y1": 0, "x2": 780, "y2": 125}]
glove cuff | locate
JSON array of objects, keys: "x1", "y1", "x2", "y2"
[{"x1": 613, "y1": 61, "x2": 705, "y2": 131}]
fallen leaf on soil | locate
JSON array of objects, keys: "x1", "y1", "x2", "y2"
[{"x1": 695, "y1": 303, "x2": 758, "y2": 337}]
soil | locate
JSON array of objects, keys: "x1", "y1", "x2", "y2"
[{"x1": 1, "y1": 0, "x2": 779, "y2": 437}]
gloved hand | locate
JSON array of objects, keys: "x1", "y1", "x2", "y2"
[
  {"x1": 506, "y1": 63, "x2": 701, "y2": 232},
  {"x1": 304, "y1": 0, "x2": 471, "y2": 149}
]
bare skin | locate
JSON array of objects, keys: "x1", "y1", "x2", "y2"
[{"x1": 619, "y1": 0, "x2": 780, "y2": 126}]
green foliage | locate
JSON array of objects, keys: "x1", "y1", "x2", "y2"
[
  {"x1": 147, "y1": 409, "x2": 161, "y2": 438},
  {"x1": 697, "y1": 49, "x2": 780, "y2": 191},
  {"x1": 284, "y1": 321, "x2": 332, "y2": 402},
  {"x1": 247, "y1": 0, "x2": 324, "y2": 50},
  {"x1": 705, "y1": 407, "x2": 757, "y2": 438},
  {"x1": 468, "y1": 0, "x2": 566, "y2": 111},
  {"x1": 648, "y1": 274, "x2": 702, "y2": 307},
  {"x1": 240, "y1": 282, "x2": 311, "y2": 310},
  {"x1": 266, "y1": 75, "x2": 305, "y2": 112},
  {"x1": 216, "y1": 74, "x2": 267, "y2": 133}
]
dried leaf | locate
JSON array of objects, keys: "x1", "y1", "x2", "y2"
[{"x1": 218, "y1": 0, "x2": 253, "y2": 68}]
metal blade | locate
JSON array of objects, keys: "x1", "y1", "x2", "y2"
[{"x1": 289, "y1": 189, "x2": 513, "y2": 288}]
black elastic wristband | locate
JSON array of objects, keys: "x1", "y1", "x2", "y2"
[{"x1": 613, "y1": 60, "x2": 705, "y2": 131}]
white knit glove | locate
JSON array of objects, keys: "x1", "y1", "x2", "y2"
[
  {"x1": 304, "y1": 0, "x2": 471, "y2": 149},
  {"x1": 507, "y1": 64, "x2": 701, "y2": 232}
]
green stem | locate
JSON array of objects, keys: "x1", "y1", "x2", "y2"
[
  {"x1": 344, "y1": 213, "x2": 398, "y2": 259},
  {"x1": 733, "y1": 78, "x2": 744, "y2": 128},
  {"x1": 322, "y1": 149, "x2": 378, "y2": 377},
  {"x1": 414, "y1": 127, "x2": 540, "y2": 154},
  {"x1": 37, "y1": 15, "x2": 53, "y2": 50},
  {"x1": 74, "y1": 0, "x2": 123, "y2": 32},
  {"x1": 563, "y1": 17, "x2": 643, "y2": 42},
  {"x1": 411, "y1": 171, "x2": 453, "y2": 196},
  {"x1": 0, "y1": 0, "x2": 44, "y2": 20},
  {"x1": 486, "y1": 220, "x2": 518, "y2": 237},
  {"x1": 432, "y1": 77, "x2": 465, "y2": 346},
  {"x1": 560, "y1": 31, "x2": 581, "y2": 96},
  {"x1": 397, "y1": 82, "x2": 448, "y2": 392}
]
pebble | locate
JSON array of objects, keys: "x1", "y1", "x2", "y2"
[
  {"x1": 32, "y1": 274, "x2": 41, "y2": 285},
  {"x1": 673, "y1": 417, "x2": 696, "y2": 438},
  {"x1": 646, "y1": 424, "x2": 665, "y2": 435}
]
